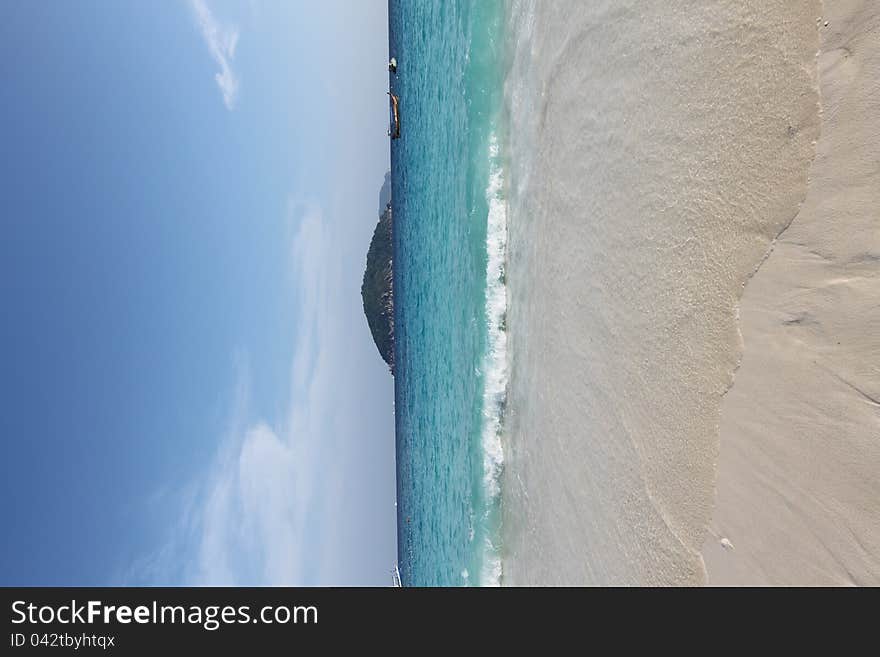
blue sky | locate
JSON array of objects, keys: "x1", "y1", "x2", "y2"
[{"x1": 0, "y1": 0, "x2": 396, "y2": 586}]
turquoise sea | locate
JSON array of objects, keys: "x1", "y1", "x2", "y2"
[{"x1": 390, "y1": 0, "x2": 508, "y2": 586}]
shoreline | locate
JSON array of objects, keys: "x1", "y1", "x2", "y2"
[{"x1": 387, "y1": 0, "x2": 878, "y2": 586}]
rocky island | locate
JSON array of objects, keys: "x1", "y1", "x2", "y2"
[{"x1": 361, "y1": 173, "x2": 394, "y2": 374}]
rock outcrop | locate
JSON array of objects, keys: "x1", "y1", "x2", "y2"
[{"x1": 361, "y1": 203, "x2": 394, "y2": 373}]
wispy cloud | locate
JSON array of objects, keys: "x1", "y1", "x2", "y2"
[
  {"x1": 189, "y1": 0, "x2": 240, "y2": 110},
  {"x1": 128, "y1": 204, "x2": 347, "y2": 586}
]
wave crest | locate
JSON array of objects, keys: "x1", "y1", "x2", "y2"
[{"x1": 479, "y1": 132, "x2": 508, "y2": 586}]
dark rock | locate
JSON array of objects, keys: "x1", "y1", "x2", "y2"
[{"x1": 361, "y1": 203, "x2": 395, "y2": 374}]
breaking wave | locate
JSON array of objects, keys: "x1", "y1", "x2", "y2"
[{"x1": 478, "y1": 132, "x2": 508, "y2": 586}]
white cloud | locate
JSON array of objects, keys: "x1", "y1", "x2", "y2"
[
  {"x1": 193, "y1": 421, "x2": 301, "y2": 585},
  {"x1": 130, "y1": 203, "x2": 348, "y2": 586},
  {"x1": 189, "y1": 0, "x2": 240, "y2": 110},
  {"x1": 127, "y1": 188, "x2": 397, "y2": 586},
  {"x1": 192, "y1": 206, "x2": 334, "y2": 585}
]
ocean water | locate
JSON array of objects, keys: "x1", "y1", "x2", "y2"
[{"x1": 389, "y1": 0, "x2": 508, "y2": 586}]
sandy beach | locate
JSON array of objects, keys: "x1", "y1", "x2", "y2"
[
  {"x1": 502, "y1": 0, "x2": 878, "y2": 585},
  {"x1": 704, "y1": 0, "x2": 880, "y2": 585}
]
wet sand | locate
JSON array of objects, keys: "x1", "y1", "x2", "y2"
[{"x1": 502, "y1": 1, "x2": 828, "y2": 584}]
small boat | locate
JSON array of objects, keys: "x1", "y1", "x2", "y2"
[
  {"x1": 388, "y1": 92, "x2": 401, "y2": 139},
  {"x1": 388, "y1": 57, "x2": 397, "y2": 73},
  {"x1": 392, "y1": 565, "x2": 402, "y2": 587}
]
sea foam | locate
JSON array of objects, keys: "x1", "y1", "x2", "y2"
[{"x1": 478, "y1": 132, "x2": 508, "y2": 586}]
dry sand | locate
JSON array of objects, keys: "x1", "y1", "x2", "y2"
[{"x1": 703, "y1": 0, "x2": 880, "y2": 585}]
